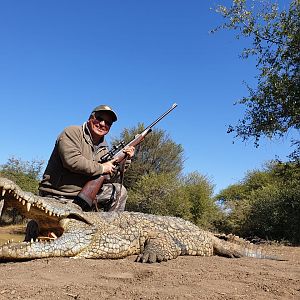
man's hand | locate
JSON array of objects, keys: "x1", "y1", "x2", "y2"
[
  {"x1": 123, "y1": 146, "x2": 135, "y2": 158},
  {"x1": 102, "y1": 146, "x2": 134, "y2": 174},
  {"x1": 102, "y1": 158, "x2": 117, "y2": 174}
]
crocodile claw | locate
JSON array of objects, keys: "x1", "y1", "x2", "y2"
[{"x1": 136, "y1": 251, "x2": 164, "y2": 263}]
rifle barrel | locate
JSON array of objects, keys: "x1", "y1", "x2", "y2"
[{"x1": 145, "y1": 103, "x2": 178, "y2": 130}]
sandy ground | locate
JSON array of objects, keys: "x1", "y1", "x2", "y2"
[{"x1": 0, "y1": 244, "x2": 299, "y2": 300}]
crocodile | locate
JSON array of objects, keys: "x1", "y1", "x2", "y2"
[{"x1": 0, "y1": 177, "x2": 277, "y2": 262}]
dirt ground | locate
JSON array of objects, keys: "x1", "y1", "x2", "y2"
[{"x1": 0, "y1": 243, "x2": 298, "y2": 300}]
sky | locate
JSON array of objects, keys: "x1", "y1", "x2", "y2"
[{"x1": 0, "y1": 0, "x2": 296, "y2": 194}]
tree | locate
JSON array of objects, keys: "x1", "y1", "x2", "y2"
[
  {"x1": 214, "y1": 182, "x2": 252, "y2": 234},
  {"x1": 127, "y1": 172, "x2": 192, "y2": 220},
  {"x1": 127, "y1": 171, "x2": 221, "y2": 230},
  {"x1": 0, "y1": 156, "x2": 44, "y2": 224},
  {"x1": 0, "y1": 156, "x2": 44, "y2": 194},
  {"x1": 215, "y1": 161, "x2": 300, "y2": 243},
  {"x1": 180, "y1": 172, "x2": 218, "y2": 229},
  {"x1": 114, "y1": 125, "x2": 221, "y2": 228},
  {"x1": 111, "y1": 124, "x2": 184, "y2": 188},
  {"x1": 213, "y1": 0, "x2": 300, "y2": 159}
]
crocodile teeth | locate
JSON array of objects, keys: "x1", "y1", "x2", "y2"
[
  {"x1": 26, "y1": 202, "x2": 31, "y2": 212},
  {"x1": 22, "y1": 199, "x2": 26, "y2": 205},
  {"x1": 49, "y1": 232, "x2": 57, "y2": 239},
  {"x1": 1, "y1": 189, "x2": 5, "y2": 196}
]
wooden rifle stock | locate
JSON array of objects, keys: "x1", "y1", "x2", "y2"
[
  {"x1": 77, "y1": 103, "x2": 178, "y2": 208},
  {"x1": 78, "y1": 175, "x2": 106, "y2": 207}
]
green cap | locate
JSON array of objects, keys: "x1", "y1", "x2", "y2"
[{"x1": 92, "y1": 105, "x2": 117, "y2": 122}]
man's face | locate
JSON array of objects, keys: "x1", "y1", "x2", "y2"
[{"x1": 87, "y1": 111, "x2": 114, "y2": 139}]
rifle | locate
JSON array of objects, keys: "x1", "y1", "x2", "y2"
[{"x1": 77, "y1": 103, "x2": 178, "y2": 208}]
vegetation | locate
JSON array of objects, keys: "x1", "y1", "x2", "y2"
[
  {"x1": 180, "y1": 172, "x2": 219, "y2": 229},
  {"x1": 215, "y1": 161, "x2": 300, "y2": 244},
  {"x1": 210, "y1": 0, "x2": 299, "y2": 244},
  {"x1": 111, "y1": 124, "x2": 184, "y2": 188},
  {"x1": 0, "y1": 127, "x2": 299, "y2": 244},
  {"x1": 0, "y1": 156, "x2": 44, "y2": 224},
  {"x1": 127, "y1": 171, "x2": 219, "y2": 230},
  {"x1": 127, "y1": 172, "x2": 192, "y2": 219},
  {"x1": 113, "y1": 126, "x2": 220, "y2": 229},
  {"x1": 212, "y1": 0, "x2": 300, "y2": 160},
  {"x1": 0, "y1": 156, "x2": 44, "y2": 194}
]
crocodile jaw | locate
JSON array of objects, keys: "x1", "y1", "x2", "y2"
[
  {"x1": 0, "y1": 177, "x2": 94, "y2": 260},
  {"x1": 0, "y1": 219, "x2": 95, "y2": 260}
]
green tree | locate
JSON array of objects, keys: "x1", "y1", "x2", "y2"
[
  {"x1": 215, "y1": 161, "x2": 300, "y2": 243},
  {"x1": 244, "y1": 161, "x2": 300, "y2": 243},
  {"x1": 127, "y1": 172, "x2": 192, "y2": 220},
  {"x1": 215, "y1": 168, "x2": 274, "y2": 233},
  {"x1": 214, "y1": 183, "x2": 251, "y2": 233},
  {"x1": 0, "y1": 156, "x2": 44, "y2": 224},
  {"x1": 111, "y1": 124, "x2": 184, "y2": 188},
  {"x1": 127, "y1": 171, "x2": 220, "y2": 230},
  {"x1": 180, "y1": 172, "x2": 218, "y2": 229},
  {"x1": 113, "y1": 125, "x2": 221, "y2": 228},
  {"x1": 213, "y1": 0, "x2": 300, "y2": 159},
  {"x1": 0, "y1": 156, "x2": 44, "y2": 194}
]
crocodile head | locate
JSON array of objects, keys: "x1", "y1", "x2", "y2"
[{"x1": 0, "y1": 177, "x2": 98, "y2": 261}]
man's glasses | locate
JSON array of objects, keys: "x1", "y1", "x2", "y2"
[{"x1": 94, "y1": 115, "x2": 113, "y2": 127}]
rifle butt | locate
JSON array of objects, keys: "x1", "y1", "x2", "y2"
[{"x1": 77, "y1": 176, "x2": 106, "y2": 207}]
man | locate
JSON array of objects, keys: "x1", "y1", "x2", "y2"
[{"x1": 39, "y1": 104, "x2": 135, "y2": 212}]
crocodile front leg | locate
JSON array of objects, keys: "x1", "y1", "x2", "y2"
[{"x1": 136, "y1": 233, "x2": 181, "y2": 263}]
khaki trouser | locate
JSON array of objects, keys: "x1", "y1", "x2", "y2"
[{"x1": 96, "y1": 183, "x2": 127, "y2": 212}]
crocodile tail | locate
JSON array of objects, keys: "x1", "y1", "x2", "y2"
[{"x1": 212, "y1": 234, "x2": 282, "y2": 260}]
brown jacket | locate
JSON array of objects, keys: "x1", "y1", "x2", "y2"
[{"x1": 39, "y1": 123, "x2": 109, "y2": 197}]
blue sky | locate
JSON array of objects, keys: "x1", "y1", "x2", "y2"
[{"x1": 0, "y1": 0, "x2": 295, "y2": 194}]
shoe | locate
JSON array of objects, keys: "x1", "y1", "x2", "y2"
[{"x1": 73, "y1": 197, "x2": 91, "y2": 212}]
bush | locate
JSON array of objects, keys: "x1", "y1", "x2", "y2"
[
  {"x1": 0, "y1": 157, "x2": 44, "y2": 225},
  {"x1": 127, "y1": 172, "x2": 192, "y2": 220},
  {"x1": 128, "y1": 171, "x2": 221, "y2": 230},
  {"x1": 215, "y1": 161, "x2": 300, "y2": 244}
]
